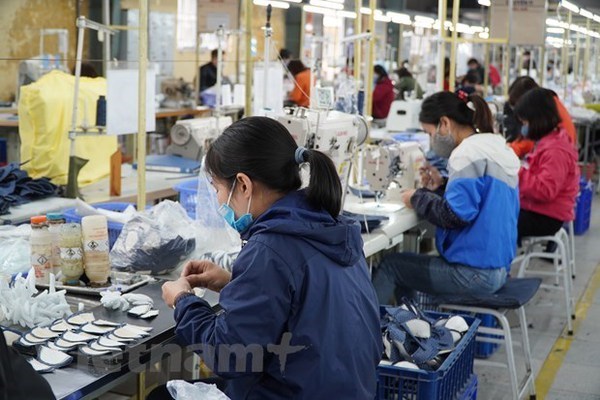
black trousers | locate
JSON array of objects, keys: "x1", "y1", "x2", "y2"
[
  {"x1": 146, "y1": 377, "x2": 227, "y2": 400},
  {"x1": 518, "y1": 209, "x2": 564, "y2": 245}
]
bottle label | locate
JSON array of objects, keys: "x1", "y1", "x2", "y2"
[
  {"x1": 60, "y1": 247, "x2": 84, "y2": 260},
  {"x1": 84, "y1": 239, "x2": 109, "y2": 253},
  {"x1": 31, "y1": 253, "x2": 52, "y2": 279}
]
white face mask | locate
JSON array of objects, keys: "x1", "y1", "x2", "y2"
[{"x1": 431, "y1": 123, "x2": 457, "y2": 159}]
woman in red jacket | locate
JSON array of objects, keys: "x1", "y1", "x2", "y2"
[
  {"x1": 513, "y1": 88, "x2": 580, "y2": 242},
  {"x1": 372, "y1": 65, "x2": 395, "y2": 122}
]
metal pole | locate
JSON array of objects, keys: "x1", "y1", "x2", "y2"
[
  {"x1": 137, "y1": 0, "x2": 148, "y2": 210},
  {"x1": 365, "y1": 0, "x2": 376, "y2": 117},
  {"x1": 397, "y1": 24, "x2": 403, "y2": 70},
  {"x1": 216, "y1": 27, "x2": 223, "y2": 117},
  {"x1": 448, "y1": 0, "x2": 460, "y2": 91},
  {"x1": 244, "y1": 0, "x2": 253, "y2": 116},
  {"x1": 194, "y1": 4, "x2": 200, "y2": 106},
  {"x1": 563, "y1": 11, "x2": 571, "y2": 100},
  {"x1": 300, "y1": 8, "x2": 306, "y2": 62},
  {"x1": 583, "y1": 19, "x2": 591, "y2": 88},
  {"x1": 354, "y1": 0, "x2": 362, "y2": 87},
  {"x1": 484, "y1": 43, "x2": 490, "y2": 93},
  {"x1": 503, "y1": 0, "x2": 514, "y2": 97},
  {"x1": 70, "y1": 24, "x2": 85, "y2": 158},
  {"x1": 262, "y1": 5, "x2": 272, "y2": 111},
  {"x1": 574, "y1": 30, "x2": 581, "y2": 82},
  {"x1": 103, "y1": 0, "x2": 110, "y2": 75},
  {"x1": 437, "y1": 0, "x2": 448, "y2": 91},
  {"x1": 540, "y1": 45, "x2": 546, "y2": 84}
]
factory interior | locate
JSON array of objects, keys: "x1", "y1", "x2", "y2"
[{"x1": 1, "y1": 0, "x2": 600, "y2": 399}]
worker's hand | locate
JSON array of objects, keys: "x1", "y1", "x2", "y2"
[
  {"x1": 420, "y1": 165, "x2": 443, "y2": 191},
  {"x1": 401, "y1": 189, "x2": 417, "y2": 209},
  {"x1": 181, "y1": 260, "x2": 232, "y2": 293},
  {"x1": 162, "y1": 277, "x2": 192, "y2": 308}
]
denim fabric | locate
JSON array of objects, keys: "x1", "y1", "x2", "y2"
[{"x1": 372, "y1": 252, "x2": 507, "y2": 304}]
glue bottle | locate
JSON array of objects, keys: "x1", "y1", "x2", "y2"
[
  {"x1": 47, "y1": 213, "x2": 65, "y2": 276},
  {"x1": 81, "y1": 215, "x2": 110, "y2": 285},
  {"x1": 31, "y1": 216, "x2": 53, "y2": 284}
]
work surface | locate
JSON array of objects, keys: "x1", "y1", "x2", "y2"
[
  {"x1": 0, "y1": 166, "x2": 194, "y2": 225},
  {"x1": 44, "y1": 283, "x2": 176, "y2": 400}
]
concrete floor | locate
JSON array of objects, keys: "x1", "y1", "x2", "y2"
[{"x1": 478, "y1": 194, "x2": 600, "y2": 400}]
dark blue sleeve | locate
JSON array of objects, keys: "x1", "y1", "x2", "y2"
[
  {"x1": 410, "y1": 188, "x2": 469, "y2": 229},
  {"x1": 173, "y1": 240, "x2": 294, "y2": 378}
]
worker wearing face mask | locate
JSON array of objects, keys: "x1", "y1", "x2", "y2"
[
  {"x1": 372, "y1": 91, "x2": 520, "y2": 303},
  {"x1": 160, "y1": 117, "x2": 382, "y2": 400},
  {"x1": 372, "y1": 65, "x2": 395, "y2": 126}
]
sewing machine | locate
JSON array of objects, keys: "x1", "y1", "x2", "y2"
[
  {"x1": 166, "y1": 116, "x2": 232, "y2": 161},
  {"x1": 362, "y1": 141, "x2": 425, "y2": 200},
  {"x1": 275, "y1": 109, "x2": 368, "y2": 188},
  {"x1": 385, "y1": 99, "x2": 423, "y2": 132},
  {"x1": 159, "y1": 77, "x2": 195, "y2": 109}
]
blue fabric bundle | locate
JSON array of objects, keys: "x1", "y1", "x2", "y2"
[{"x1": 0, "y1": 164, "x2": 57, "y2": 215}]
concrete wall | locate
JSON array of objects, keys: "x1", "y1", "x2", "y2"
[{"x1": 0, "y1": 0, "x2": 89, "y2": 102}]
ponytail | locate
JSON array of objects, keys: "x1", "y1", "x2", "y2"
[
  {"x1": 468, "y1": 94, "x2": 493, "y2": 133},
  {"x1": 419, "y1": 91, "x2": 494, "y2": 133},
  {"x1": 296, "y1": 148, "x2": 343, "y2": 217}
]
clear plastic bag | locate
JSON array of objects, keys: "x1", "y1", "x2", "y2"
[
  {"x1": 110, "y1": 201, "x2": 196, "y2": 275},
  {"x1": 166, "y1": 380, "x2": 230, "y2": 400},
  {"x1": 192, "y1": 168, "x2": 241, "y2": 257}
]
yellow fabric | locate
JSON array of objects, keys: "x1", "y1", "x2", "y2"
[
  {"x1": 584, "y1": 104, "x2": 600, "y2": 113},
  {"x1": 18, "y1": 70, "x2": 118, "y2": 186}
]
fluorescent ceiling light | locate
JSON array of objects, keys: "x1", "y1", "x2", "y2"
[
  {"x1": 387, "y1": 12, "x2": 410, "y2": 20},
  {"x1": 282, "y1": 0, "x2": 303, "y2": 3},
  {"x1": 547, "y1": 27, "x2": 565, "y2": 34},
  {"x1": 325, "y1": 0, "x2": 345, "y2": 3},
  {"x1": 253, "y1": 0, "x2": 290, "y2": 9},
  {"x1": 478, "y1": 32, "x2": 489, "y2": 39},
  {"x1": 478, "y1": 0, "x2": 491, "y2": 6},
  {"x1": 470, "y1": 26, "x2": 485, "y2": 33},
  {"x1": 309, "y1": 0, "x2": 344, "y2": 10},
  {"x1": 374, "y1": 13, "x2": 392, "y2": 22},
  {"x1": 360, "y1": 7, "x2": 372, "y2": 14},
  {"x1": 580, "y1": 9, "x2": 594, "y2": 18},
  {"x1": 338, "y1": 10, "x2": 357, "y2": 19},
  {"x1": 392, "y1": 16, "x2": 412, "y2": 25},
  {"x1": 414, "y1": 15, "x2": 435, "y2": 24},
  {"x1": 546, "y1": 18, "x2": 560, "y2": 26},
  {"x1": 304, "y1": 4, "x2": 336, "y2": 15},
  {"x1": 594, "y1": 14, "x2": 600, "y2": 23},
  {"x1": 561, "y1": 0, "x2": 579, "y2": 13}
]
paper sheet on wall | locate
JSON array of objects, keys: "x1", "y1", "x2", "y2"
[
  {"x1": 106, "y1": 68, "x2": 156, "y2": 135},
  {"x1": 253, "y1": 63, "x2": 284, "y2": 116},
  {"x1": 221, "y1": 84, "x2": 232, "y2": 106},
  {"x1": 233, "y1": 84, "x2": 245, "y2": 106}
]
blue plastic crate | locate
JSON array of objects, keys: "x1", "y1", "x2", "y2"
[
  {"x1": 173, "y1": 179, "x2": 198, "y2": 219},
  {"x1": 377, "y1": 309, "x2": 480, "y2": 400},
  {"x1": 415, "y1": 291, "x2": 500, "y2": 359},
  {"x1": 574, "y1": 179, "x2": 593, "y2": 235},
  {"x1": 63, "y1": 202, "x2": 135, "y2": 250},
  {"x1": 458, "y1": 374, "x2": 478, "y2": 400}
]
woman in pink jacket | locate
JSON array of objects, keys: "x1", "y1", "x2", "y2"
[{"x1": 513, "y1": 88, "x2": 580, "y2": 242}]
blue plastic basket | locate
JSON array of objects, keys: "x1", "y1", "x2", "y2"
[
  {"x1": 574, "y1": 179, "x2": 593, "y2": 235},
  {"x1": 63, "y1": 202, "x2": 135, "y2": 249},
  {"x1": 173, "y1": 179, "x2": 198, "y2": 219},
  {"x1": 415, "y1": 292, "x2": 500, "y2": 359},
  {"x1": 377, "y1": 309, "x2": 480, "y2": 400}
]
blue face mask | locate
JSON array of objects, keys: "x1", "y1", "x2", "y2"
[
  {"x1": 218, "y1": 180, "x2": 253, "y2": 233},
  {"x1": 521, "y1": 124, "x2": 529, "y2": 137}
]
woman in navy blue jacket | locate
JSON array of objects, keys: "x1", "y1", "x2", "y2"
[{"x1": 161, "y1": 117, "x2": 383, "y2": 399}]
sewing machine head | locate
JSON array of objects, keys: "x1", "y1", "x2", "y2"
[
  {"x1": 167, "y1": 116, "x2": 232, "y2": 161},
  {"x1": 363, "y1": 141, "x2": 425, "y2": 198}
]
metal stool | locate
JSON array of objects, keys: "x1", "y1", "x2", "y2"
[
  {"x1": 517, "y1": 227, "x2": 576, "y2": 334},
  {"x1": 437, "y1": 278, "x2": 541, "y2": 400}
]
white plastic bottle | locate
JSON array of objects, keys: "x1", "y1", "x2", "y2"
[
  {"x1": 31, "y1": 216, "x2": 53, "y2": 284},
  {"x1": 81, "y1": 215, "x2": 110, "y2": 285}
]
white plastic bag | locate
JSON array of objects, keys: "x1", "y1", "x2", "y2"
[
  {"x1": 110, "y1": 201, "x2": 196, "y2": 275},
  {"x1": 166, "y1": 380, "x2": 230, "y2": 400},
  {"x1": 0, "y1": 225, "x2": 31, "y2": 277}
]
